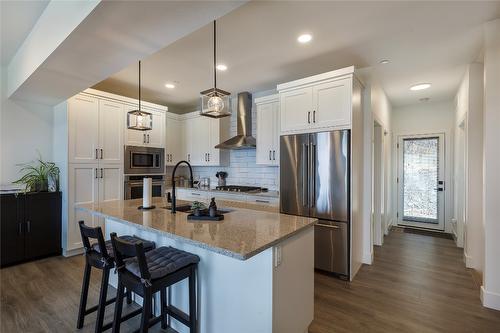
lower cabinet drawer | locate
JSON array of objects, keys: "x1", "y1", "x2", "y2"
[
  {"x1": 245, "y1": 195, "x2": 279, "y2": 207},
  {"x1": 176, "y1": 189, "x2": 209, "y2": 202}
]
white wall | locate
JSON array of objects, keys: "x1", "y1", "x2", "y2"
[
  {"x1": 455, "y1": 63, "x2": 484, "y2": 271},
  {"x1": 481, "y1": 18, "x2": 500, "y2": 311},
  {"x1": 391, "y1": 100, "x2": 455, "y2": 233},
  {"x1": 0, "y1": 66, "x2": 54, "y2": 185}
]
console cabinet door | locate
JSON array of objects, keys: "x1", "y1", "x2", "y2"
[
  {"x1": 0, "y1": 194, "x2": 25, "y2": 266},
  {"x1": 99, "y1": 100, "x2": 123, "y2": 164},
  {"x1": 280, "y1": 87, "x2": 312, "y2": 134},
  {"x1": 69, "y1": 96, "x2": 99, "y2": 163},
  {"x1": 312, "y1": 77, "x2": 352, "y2": 129},
  {"x1": 24, "y1": 192, "x2": 61, "y2": 260}
]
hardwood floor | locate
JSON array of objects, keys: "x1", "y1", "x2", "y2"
[
  {"x1": 1, "y1": 228, "x2": 499, "y2": 332},
  {"x1": 309, "y1": 228, "x2": 500, "y2": 333}
]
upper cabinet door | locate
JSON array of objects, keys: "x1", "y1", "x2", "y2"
[
  {"x1": 271, "y1": 101, "x2": 280, "y2": 165},
  {"x1": 208, "y1": 118, "x2": 220, "y2": 166},
  {"x1": 124, "y1": 104, "x2": 147, "y2": 147},
  {"x1": 256, "y1": 102, "x2": 275, "y2": 165},
  {"x1": 147, "y1": 110, "x2": 165, "y2": 147},
  {"x1": 312, "y1": 77, "x2": 352, "y2": 129},
  {"x1": 69, "y1": 95, "x2": 99, "y2": 164},
  {"x1": 192, "y1": 116, "x2": 210, "y2": 166},
  {"x1": 99, "y1": 100, "x2": 123, "y2": 164},
  {"x1": 280, "y1": 87, "x2": 312, "y2": 134},
  {"x1": 166, "y1": 115, "x2": 184, "y2": 166}
]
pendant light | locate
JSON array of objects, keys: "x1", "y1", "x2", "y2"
[
  {"x1": 200, "y1": 20, "x2": 231, "y2": 118},
  {"x1": 127, "y1": 61, "x2": 153, "y2": 131}
]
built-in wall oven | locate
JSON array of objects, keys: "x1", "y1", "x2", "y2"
[
  {"x1": 124, "y1": 175, "x2": 165, "y2": 200},
  {"x1": 124, "y1": 145, "x2": 165, "y2": 175}
]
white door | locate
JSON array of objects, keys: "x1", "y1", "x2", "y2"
[
  {"x1": 97, "y1": 165, "x2": 123, "y2": 229},
  {"x1": 68, "y1": 95, "x2": 99, "y2": 164},
  {"x1": 397, "y1": 134, "x2": 445, "y2": 230},
  {"x1": 147, "y1": 110, "x2": 165, "y2": 147},
  {"x1": 68, "y1": 164, "x2": 99, "y2": 250},
  {"x1": 312, "y1": 77, "x2": 351, "y2": 129},
  {"x1": 99, "y1": 100, "x2": 123, "y2": 164},
  {"x1": 256, "y1": 102, "x2": 275, "y2": 165},
  {"x1": 280, "y1": 87, "x2": 312, "y2": 134},
  {"x1": 124, "y1": 104, "x2": 147, "y2": 147},
  {"x1": 166, "y1": 115, "x2": 184, "y2": 165}
]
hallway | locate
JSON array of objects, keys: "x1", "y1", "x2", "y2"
[{"x1": 309, "y1": 228, "x2": 500, "y2": 333}]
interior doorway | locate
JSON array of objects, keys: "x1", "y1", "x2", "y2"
[{"x1": 397, "y1": 133, "x2": 445, "y2": 231}]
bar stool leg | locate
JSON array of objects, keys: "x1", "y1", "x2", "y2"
[
  {"x1": 95, "y1": 267, "x2": 110, "y2": 333},
  {"x1": 112, "y1": 278, "x2": 125, "y2": 333},
  {"x1": 140, "y1": 287, "x2": 152, "y2": 333},
  {"x1": 77, "y1": 262, "x2": 92, "y2": 329},
  {"x1": 189, "y1": 266, "x2": 197, "y2": 333},
  {"x1": 126, "y1": 289, "x2": 132, "y2": 305},
  {"x1": 160, "y1": 288, "x2": 168, "y2": 329}
]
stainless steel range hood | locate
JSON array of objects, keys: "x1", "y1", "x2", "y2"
[{"x1": 215, "y1": 92, "x2": 256, "y2": 149}]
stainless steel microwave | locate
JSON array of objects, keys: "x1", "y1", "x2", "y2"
[{"x1": 124, "y1": 145, "x2": 165, "y2": 175}]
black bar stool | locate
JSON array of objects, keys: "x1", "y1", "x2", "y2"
[
  {"x1": 76, "y1": 221, "x2": 155, "y2": 333},
  {"x1": 110, "y1": 232, "x2": 199, "y2": 333}
]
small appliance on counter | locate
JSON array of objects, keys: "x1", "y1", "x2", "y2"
[{"x1": 216, "y1": 171, "x2": 227, "y2": 187}]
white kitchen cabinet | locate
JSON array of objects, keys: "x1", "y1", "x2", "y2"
[
  {"x1": 183, "y1": 112, "x2": 229, "y2": 166},
  {"x1": 277, "y1": 67, "x2": 355, "y2": 134},
  {"x1": 166, "y1": 113, "x2": 185, "y2": 166},
  {"x1": 68, "y1": 95, "x2": 99, "y2": 164},
  {"x1": 99, "y1": 100, "x2": 123, "y2": 164},
  {"x1": 256, "y1": 95, "x2": 280, "y2": 165},
  {"x1": 312, "y1": 77, "x2": 351, "y2": 129}
]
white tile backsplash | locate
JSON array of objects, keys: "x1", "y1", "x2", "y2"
[{"x1": 168, "y1": 91, "x2": 279, "y2": 190}]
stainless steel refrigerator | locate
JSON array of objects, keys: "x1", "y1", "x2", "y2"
[{"x1": 280, "y1": 130, "x2": 350, "y2": 278}]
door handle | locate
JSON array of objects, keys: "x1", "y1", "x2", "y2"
[
  {"x1": 143, "y1": 133, "x2": 146, "y2": 144},
  {"x1": 100, "y1": 168, "x2": 104, "y2": 179},
  {"x1": 269, "y1": 150, "x2": 272, "y2": 160},
  {"x1": 273, "y1": 150, "x2": 276, "y2": 161},
  {"x1": 191, "y1": 192, "x2": 201, "y2": 196},
  {"x1": 313, "y1": 110, "x2": 316, "y2": 123},
  {"x1": 255, "y1": 199, "x2": 270, "y2": 203},
  {"x1": 100, "y1": 148, "x2": 103, "y2": 159},
  {"x1": 208, "y1": 153, "x2": 210, "y2": 162},
  {"x1": 147, "y1": 134, "x2": 150, "y2": 143},
  {"x1": 317, "y1": 223, "x2": 340, "y2": 230},
  {"x1": 303, "y1": 144, "x2": 309, "y2": 206},
  {"x1": 95, "y1": 148, "x2": 98, "y2": 159},
  {"x1": 95, "y1": 168, "x2": 98, "y2": 179},
  {"x1": 310, "y1": 144, "x2": 316, "y2": 208},
  {"x1": 307, "y1": 111, "x2": 311, "y2": 124},
  {"x1": 18, "y1": 222, "x2": 22, "y2": 235},
  {"x1": 188, "y1": 154, "x2": 190, "y2": 162},
  {"x1": 26, "y1": 220, "x2": 31, "y2": 233}
]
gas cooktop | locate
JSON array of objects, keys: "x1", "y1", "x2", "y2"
[{"x1": 215, "y1": 185, "x2": 268, "y2": 193}]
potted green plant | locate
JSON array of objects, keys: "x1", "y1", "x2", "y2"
[
  {"x1": 13, "y1": 154, "x2": 60, "y2": 192},
  {"x1": 190, "y1": 201, "x2": 207, "y2": 217}
]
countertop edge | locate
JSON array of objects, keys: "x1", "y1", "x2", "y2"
[{"x1": 76, "y1": 206, "x2": 315, "y2": 261}]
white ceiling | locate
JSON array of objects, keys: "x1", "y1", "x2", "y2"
[
  {"x1": 0, "y1": 0, "x2": 49, "y2": 65},
  {"x1": 90, "y1": 1, "x2": 498, "y2": 111}
]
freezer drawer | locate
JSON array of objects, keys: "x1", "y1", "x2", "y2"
[{"x1": 314, "y1": 221, "x2": 348, "y2": 276}]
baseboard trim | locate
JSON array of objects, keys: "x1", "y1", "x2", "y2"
[
  {"x1": 481, "y1": 286, "x2": 500, "y2": 311},
  {"x1": 63, "y1": 247, "x2": 83, "y2": 257},
  {"x1": 362, "y1": 251, "x2": 373, "y2": 265},
  {"x1": 464, "y1": 251, "x2": 474, "y2": 268}
]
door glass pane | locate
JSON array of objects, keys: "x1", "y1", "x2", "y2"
[{"x1": 402, "y1": 137, "x2": 439, "y2": 223}]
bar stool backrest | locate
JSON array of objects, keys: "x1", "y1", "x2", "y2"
[
  {"x1": 78, "y1": 221, "x2": 111, "y2": 262},
  {"x1": 110, "y1": 232, "x2": 151, "y2": 281}
]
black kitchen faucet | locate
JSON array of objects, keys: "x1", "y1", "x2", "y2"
[{"x1": 170, "y1": 160, "x2": 194, "y2": 214}]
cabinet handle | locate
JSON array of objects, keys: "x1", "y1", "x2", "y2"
[
  {"x1": 147, "y1": 134, "x2": 150, "y2": 143},
  {"x1": 205, "y1": 153, "x2": 207, "y2": 162},
  {"x1": 191, "y1": 192, "x2": 201, "y2": 196},
  {"x1": 188, "y1": 154, "x2": 190, "y2": 162},
  {"x1": 100, "y1": 168, "x2": 104, "y2": 179},
  {"x1": 208, "y1": 153, "x2": 210, "y2": 162},
  {"x1": 269, "y1": 150, "x2": 272, "y2": 160},
  {"x1": 273, "y1": 150, "x2": 276, "y2": 161},
  {"x1": 313, "y1": 110, "x2": 316, "y2": 123},
  {"x1": 26, "y1": 220, "x2": 31, "y2": 233},
  {"x1": 18, "y1": 222, "x2": 22, "y2": 235},
  {"x1": 95, "y1": 148, "x2": 98, "y2": 159},
  {"x1": 143, "y1": 134, "x2": 146, "y2": 144},
  {"x1": 100, "y1": 148, "x2": 103, "y2": 159},
  {"x1": 95, "y1": 168, "x2": 99, "y2": 179},
  {"x1": 307, "y1": 111, "x2": 311, "y2": 124}
]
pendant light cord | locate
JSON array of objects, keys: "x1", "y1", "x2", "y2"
[
  {"x1": 213, "y1": 20, "x2": 217, "y2": 90},
  {"x1": 138, "y1": 61, "x2": 141, "y2": 111}
]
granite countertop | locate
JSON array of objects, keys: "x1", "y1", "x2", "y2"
[
  {"x1": 165, "y1": 186, "x2": 280, "y2": 198},
  {"x1": 76, "y1": 197, "x2": 315, "y2": 260}
]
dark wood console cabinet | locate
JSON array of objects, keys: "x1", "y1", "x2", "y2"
[{"x1": 1, "y1": 191, "x2": 61, "y2": 267}]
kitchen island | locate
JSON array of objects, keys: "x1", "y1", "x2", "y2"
[{"x1": 77, "y1": 197, "x2": 316, "y2": 333}]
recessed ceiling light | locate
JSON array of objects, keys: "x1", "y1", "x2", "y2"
[
  {"x1": 297, "y1": 34, "x2": 312, "y2": 44},
  {"x1": 410, "y1": 83, "x2": 431, "y2": 91},
  {"x1": 380, "y1": 59, "x2": 390, "y2": 64},
  {"x1": 216, "y1": 64, "x2": 227, "y2": 71},
  {"x1": 165, "y1": 83, "x2": 175, "y2": 89}
]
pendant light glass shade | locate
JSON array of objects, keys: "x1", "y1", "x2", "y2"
[
  {"x1": 200, "y1": 20, "x2": 231, "y2": 119},
  {"x1": 128, "y1": 61, "x2": 152, "y2": 131}
]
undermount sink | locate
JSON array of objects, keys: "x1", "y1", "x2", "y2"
[{"x1": 161, "y1": 204, "x2": 233, "y2": 214}]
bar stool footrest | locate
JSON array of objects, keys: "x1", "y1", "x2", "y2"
[
  {"x1": 165, "y1": 305, "x2": 191, "y2": 327},
  {"x1": 130, "y1": 315, "x2": 163, "y2": 333},
  {"x1": 84, "y1": 296, "x2": 117, "y2": 315},
  {"x1": 101, "y1": 308, "x2": 143, "y2": 331}
]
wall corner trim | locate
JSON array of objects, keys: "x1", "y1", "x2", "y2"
[{"x1": 480, "y1": 286, "x2": 500, "y2": 311}]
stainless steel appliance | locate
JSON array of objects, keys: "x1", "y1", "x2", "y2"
[
  {"x1": 280, "y1": 130, "x2": 350, "y2": 278},
  {"x1": 124, "y1": 145, "x2": 165, "y2": 175},
  {"x1": 124, "y1": 175, "x2": 165, "y2": 200}
]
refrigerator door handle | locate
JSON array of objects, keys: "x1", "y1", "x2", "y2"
[
  {"x1": 303, "y1": 143, "x2": 309, "y2": 207},
  {"x1": 316, "y1": 222, "x2": 340, "y2": 229},
  {"x1": 310, "y1": 143, "x2": 316, "y2": 208}
]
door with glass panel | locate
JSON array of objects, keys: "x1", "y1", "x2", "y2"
[{"x1": 397, "y1": 134, "x2": 445, "y2": 230}]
